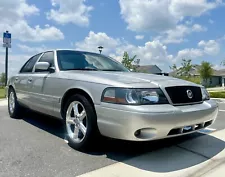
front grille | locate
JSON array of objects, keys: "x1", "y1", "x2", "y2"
[{"x1": 165, "y1": 86, "x2": 202, "y2": 105}]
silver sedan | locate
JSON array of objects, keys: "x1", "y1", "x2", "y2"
[{"x1": 6, "y1": 49, "x2": 219, "y2": 150}]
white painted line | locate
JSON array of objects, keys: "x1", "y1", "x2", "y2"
[
  {"x1": 219, "y1": 110, "x2": 225, "y2": 112},
  {"x1": 199, "y1": 127, "x2": 216, "y2": 133},
  {"x1": 205, "y1": 127, "x2": 216, "y2": 131},
  {"x1": 0, "y1": 100, "x2": 7, "y2": 106}
]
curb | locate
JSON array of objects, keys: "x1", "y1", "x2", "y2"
[{"x1": 211, "y1": 98, "x2": 225, "y2": 102}]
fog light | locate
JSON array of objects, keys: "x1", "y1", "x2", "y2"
[
  {"x1": 134, "y1": 128, "x2": 157, "y2": 139},
  {"x1": 134, "y1": 130, "x2": 141, "y2": 137}
]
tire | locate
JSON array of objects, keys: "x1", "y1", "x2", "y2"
[
  {"x1": 8, "y1": 88, "x2": 23, "y2": 119},
  {"x1": 62, "y1": 94, "x2": 99, "y2": 151}
]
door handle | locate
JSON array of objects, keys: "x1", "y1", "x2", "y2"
[
  {"x1": 28, "y1": 78, "x2": 33, "y2": 83},
  {"x1": 15, "y1": 77, "x2": 19, "y2": 81}
]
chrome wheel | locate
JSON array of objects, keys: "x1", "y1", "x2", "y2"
[
  {"x1": 9, "y1": 91, "x2": 15, "y2": 114},
  {"x1": 66, "y1": 101, "x2": 87, "y2": 143}
]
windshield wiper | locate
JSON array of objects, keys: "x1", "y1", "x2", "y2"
[
  {"x1": 67, "y1": 67, "x2": 98, "y2": 71},
  {"x1": 100, "y1": 69, "x2": 122, "y2": 71}
]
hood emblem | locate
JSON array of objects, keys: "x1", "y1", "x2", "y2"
[{"x1": 186, "y1": 90, "x2": 193, "y2": 99}]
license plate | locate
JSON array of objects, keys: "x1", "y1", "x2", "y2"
[{"x1": 183, "y1": 126, "x2": 192, "y2": 131}]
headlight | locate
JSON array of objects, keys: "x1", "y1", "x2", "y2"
[
  {"x1": 101, "y1": 88, "x2": 169, "y2": 105},
  {"x1": 201, "y1": 87, "x2": 210, "y2": 101}
]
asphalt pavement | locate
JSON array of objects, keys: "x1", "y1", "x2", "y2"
[{"x1": 0, "y1": 99, "x2": 225, "y2": 177}]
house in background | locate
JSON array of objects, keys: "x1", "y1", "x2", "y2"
[
  {"x1": 169, "y1": 65, "x2": 225, "y2": 87},
  {"x1": 135, "y1": 65, "x2": 169, "y2": 76}
]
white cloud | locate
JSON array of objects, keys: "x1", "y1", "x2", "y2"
[
  {"x1": 75, "y1": 31, "x2": 121, "y2": 54},
  {"x1": 17, "y1": 44, "x2": 47, "y2": 53},
  {"x1": 209, "y1": 19, "x2": 214, "y2": 24},
  {"x1": 0, "y1": 47, "x2": 5, "y2": 53},
  {"x1": 119, "y1": 0, "x2": 221, "y2": 32},
  {"x1": 192, "y1": 24, "x2": 207, "y2": 32},
  {"x1": 115, "y1": 41, "x2": 173, "y2": 68},
  {"x1": 185, "y1": 20, "x2": 193, "y2": 25},
  {"x1": 75, "y1": 31, "x2": 223, "y2": 72},
  {"x1": 0, "y1": 22, "x2": 64, "y2": 42},
  {"x1": 198, "y1": 40, "x2": 220, "y2": 55},
  {"x1": 156, "y1": 24, "x2": 207, "y2": 44},
  {"x1": 135, "y1": 35, "x2": 144, "y2": 40},
  {"x1": 169, "y1": 0, "x2": 219, "y2": 17},
  {"x1": 119, "y1": 0, "x2": 177, "y2": 32},
  {"x1": 175, "y1": 48, "x2": 204, "y2": 62},
  {"x1": 0, "y1": 0, "x2": 39, "y2": 22},
  {"x1": 47, "y1": 0, "x2": 93, "y2": 26},
  {"x1": 75, "y1": 31, "x2": 173, "y2": 71},
  {"x1": 0, "y1": 0, "x2": 64, "y2": 42},
  {"x1": 174, "y1": 39, "x2": 221, "y2": 62},
  {"x1": 213, "y1": 64, "x2": 224, "y2": 70},
  {"x1": 0, "y1": 54, "x2": 30, "y2": 77}
]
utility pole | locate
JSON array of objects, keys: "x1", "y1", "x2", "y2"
[{"x1": 3, "y1": 30, "x2": 11, "y2": 86}]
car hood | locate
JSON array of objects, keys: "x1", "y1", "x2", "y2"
[{"x1": 60, "y1": 71, "x2": 200, "y2": 88}]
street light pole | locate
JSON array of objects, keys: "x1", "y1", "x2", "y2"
[{"x1": 98, "y1": 46, "x2": 103, "y2": 54}]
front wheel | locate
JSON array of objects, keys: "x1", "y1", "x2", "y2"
[
  {"x1": 8, "y1": 88, "x2": 23, "y2": 119},
  {"x1": 63, "y1": 94, "x2": 99, "y2": 151}
]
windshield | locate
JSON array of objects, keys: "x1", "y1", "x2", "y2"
[{"x1": 57, "y1": 50, "x2": 129, "y2": 72}]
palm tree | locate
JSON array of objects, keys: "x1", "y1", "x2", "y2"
[{"x1": 198, "y1": 61, "x2": 213, "y2": 86}]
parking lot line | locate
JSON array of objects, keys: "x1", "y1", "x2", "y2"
[
  {"x1": 219, "y1": 110, "x2": 225, "y2": 112},
  {"x1": 199, "y1": 127, "x2": 216, "y2": 133}
]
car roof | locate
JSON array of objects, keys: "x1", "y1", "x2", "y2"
[{"x1": 54, "y1": 49, "x2": 101, "y2": 55}]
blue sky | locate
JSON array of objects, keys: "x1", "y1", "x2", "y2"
[{"x1": 1, "y1": 0, "x2": 225, "y2": 76}]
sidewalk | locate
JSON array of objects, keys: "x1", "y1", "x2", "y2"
[
  {"x1": 78, "y1": 129, "x2": 225, "y2": 177},
  {"x1": 211, "y1": 98, "x2": 225, "y2": 103},
  {"x1": 207, "y1": 87, "x2": 225, "y2": 91}
]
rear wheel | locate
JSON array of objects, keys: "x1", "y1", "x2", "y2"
[
  {"x1": 63, "y1": 94, "x2": 99, "y2": 151},
  {"x1": 8, "y1": 88, "x2": 23, "y2": 119}
]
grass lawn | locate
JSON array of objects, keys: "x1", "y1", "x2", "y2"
[
  {"x1": 0, "y1": 87, "x2": 6, "y2": 99},
  {"x1": 209, "y1": 91, "x2": 225, "y2": 98}
]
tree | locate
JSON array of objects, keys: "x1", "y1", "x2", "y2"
[
  {"x1": 169, "y1": 64, "x2": 178, "y2": 71},
  {"x1": 0, "y1": 73, "x2": 6, "y2": 85},
  {"x1": 169, "y1": 59, "x2": 193, "y2": 77},
  {"x1": 198, "y1": 61, "x2": 213, "y2": 86},
  {"x1": 121, "y1": 51, "x2": 137, "y2": 71},
  {"x1": 179, "y1": 59, "x2": 193, "y2": 77},
  {"x1": 169, "y1": 64, "x2": 178, "y2": 76}
]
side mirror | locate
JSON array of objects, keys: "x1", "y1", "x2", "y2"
[
  {"x1": 49, "y1": 67, "x2": 55, "y2": 73},
  {"x1": 35, "y1": 62, "x2": 50, "y2": 71}
]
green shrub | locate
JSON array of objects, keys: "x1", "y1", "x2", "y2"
[
  {"x1": 209, "y1": 91, "x2": 225, "y2": 98},
  {"x1": 176, "y1": 76, "x2": 201, "y2": 84},
  {"x1": 0, "y1": 88, "x2": 5, "y2": 98}
]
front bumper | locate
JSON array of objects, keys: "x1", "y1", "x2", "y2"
[{"x1": 95, "y1": 99, "x2": 218, "y2": 141}]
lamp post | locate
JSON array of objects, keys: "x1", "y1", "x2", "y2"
[{"x1": 98, "y1": 46, "x2": 103, "y2": 54}]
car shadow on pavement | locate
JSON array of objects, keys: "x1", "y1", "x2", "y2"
[
  {"x1": 22, "y1": 111, "x2": 225, "y2": 173},
  {"x1": 22, "y1": 111, "x2": 65, "y2": 139},
  {"x1": 121, "y1": 134, "x2": 225, "y2": 173}
]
